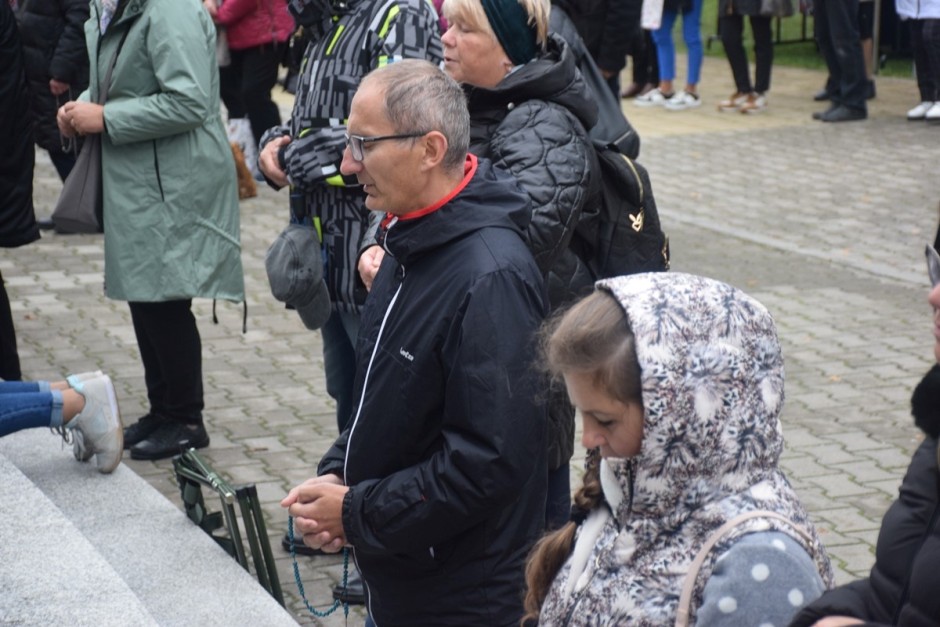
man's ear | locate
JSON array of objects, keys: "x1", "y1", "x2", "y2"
[{"x1": 420, "y1": 131, "x2": 448, "y2": 171}]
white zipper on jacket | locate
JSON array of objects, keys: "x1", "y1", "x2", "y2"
[
  {"x1": 342, "y1": 272, "x2": 404, "y2": 625},
  {"x1": 342, "y1": 277, "x2": 403, "y2": 478}
]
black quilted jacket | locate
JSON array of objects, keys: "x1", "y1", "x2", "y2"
[
  {"x1": 0, "y1": 3, "x2": 39, "y2": 249},
  {"x1": 14, "y1": 0, "x2": 89, "y2": 152},
  {"x1": 465, "y1": 33, "x2": 598, "y2": 470},
  {"x1": 789, "y1": 364, "x2": 940, "y2": 627}
]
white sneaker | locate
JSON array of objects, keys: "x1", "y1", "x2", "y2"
[
  {"x1": 69, "y1": 375, "x2": 123, "y2": 473},
  {"x1": 717, "y1": 92, "x2": 748, "y2": 111},
  {"x1": 739, "y1": 93, "x2": 767, "y2": 114},
  {"x1": 907, "y1": 101, "x2": 934, "y2": 120},
  {"x1": 664, "y1": 90, "x2": 701, "y2": 111},
  {"x1": 634, "y1": 88, "x2": 674, "y2": 107},
  {"x1": 65, "y1": 371, "x2": 104, "y2": 462},
  {"x1": 926, "y1": 102, "x2": 940, "y2": 123}
]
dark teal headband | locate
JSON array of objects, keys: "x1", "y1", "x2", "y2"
[{"x1": 480, "y1": 0, "x2": 537, "y2": 66}]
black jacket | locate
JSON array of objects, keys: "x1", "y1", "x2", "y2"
[
  {"x1": 551, "y1": 0, "x2": 638, "y2": 74},
  {"x1": 789, "y1": 365, "x2": 940, "y2": 627},
  {"x1": 15, "y1": 0, "x2": 89, "y2": 152},
  {"x1": 465, "y1": 33, "x2": 596, "y2": 470},
  {"x1": 0, "y1": 2, "x2": 38, "y2": 249},
  {"x1": 466, "y1": 34, "x2": 597, "y2": 311},
  {"x1": 318, "y1": 157, "x2": 549, "y2": 626}
]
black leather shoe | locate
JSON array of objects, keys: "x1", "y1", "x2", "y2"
[
  {"x1": 813, "y1": 88, "x2": 831, "y2": 102},
  {"x1": 820, "y1": 105, "x2": 867, "y2": 122},
  {"x1": 332, "y1": 570, "x2": 366, "y2": 605},
  {"x1": 812, "y1": 105, "x2": 837, "y2": 120},
  {"x1": 129, "y1": 421, "x2": 209, "y2": 460},
  {"x1": 37, "y1": 218, "x2": 55, "y2": 231},
  {"x1": 281, "y1": 531, "x2": 328, "y2": 556},
  {"x1": 123, "y1": 413, "x2": 164, "y2": 448}
]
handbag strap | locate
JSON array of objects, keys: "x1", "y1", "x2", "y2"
[
  {"x1": 97, "y1": 26, "x2": 131, "y2": 105},
  {"x1": 674, "y1": 510, "x2": 813, "y2": 627}
]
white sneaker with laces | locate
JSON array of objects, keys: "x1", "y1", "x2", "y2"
[
  {"x1": 634, "y1": 88, "x2": 673, "y2": 107},
  {"x1": 69, "y1": 375, "x2": 123, "y2": 473},
  {"x1": 64, "y1": 370, "x2": 104, "y2": 462},
  {"x1": 926, "y1": 102, "x2": 940, "y2": 123},
  {"x1": 907, "y1": 101, "x2": 934, "y2": 120},
  {"x1": 664, "y1": 90, "x2": 701, "y2": 111}
]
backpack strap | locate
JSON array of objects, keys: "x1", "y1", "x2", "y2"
[{"x1": 674, "y1": 510, "x2": 813, "y2": 627}]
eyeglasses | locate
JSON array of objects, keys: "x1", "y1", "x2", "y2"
[
  {"x1": 344, "y1": 132, "x2": 427, "y2": 162},
  {"x1": 927, "y1": 244, "x2": 940, "y2": 287}
]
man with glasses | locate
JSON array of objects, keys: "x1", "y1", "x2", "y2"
[
  {"x1": 282, "y1": 60, "x2": 549, "y2": 626},
  {"x1": 256, "y1": 0, "x2": 442, "y2": 602}
]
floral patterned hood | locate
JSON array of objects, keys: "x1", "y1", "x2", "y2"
[{"x1": 540, "y1": 273, "x2": 833, "y2": 626}]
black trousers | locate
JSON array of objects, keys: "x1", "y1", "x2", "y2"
[
  {"x1": 219, "y1": 44, "x2": 283, "y2": 145},
  {"x1": 912, "y1": 19, "x2": 940, "y2": 102},
  {"x1": 128, "y1": 300, "x2": 203, "y2": 425},
  {"x1": 720, "y1": 14, "x2": 773, "y2": 94},
  {"x1": 0, "y1": 270, "x2": 21, "y2": 381},
  {"x1": 631, "y1": 28, "x2": 660, "y2": 86},
  {"x1": 814, "y1": 0, "x2": 867, "y2": 111}
]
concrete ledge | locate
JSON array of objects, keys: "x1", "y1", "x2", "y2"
[{"x1": 0, "y1": 430, "x2": 297, "y2": 626}]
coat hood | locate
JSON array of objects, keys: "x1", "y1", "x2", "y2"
[
  {"x1": 381, "y1": 156, "x2": 532, "y2": 267},
  {"x1": 539, "y1": 273, "x2": 833, "y2": 625},
  {"x1": 465, "y1": 33, "x2": 598, "y2": 135},
  {"x1": 597, "y1": 272, "x2": 788, "y2": 521}
]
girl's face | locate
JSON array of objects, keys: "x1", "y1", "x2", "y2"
[
  {"x1": 440, "y1": 17, "x2": 511, "y2": 88},
  {"x1": 564, "y1": 371, "x2": 644, "y2": 459}
]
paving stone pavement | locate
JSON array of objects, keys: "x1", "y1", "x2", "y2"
[{"x1": 5, "y1": 55, "x2": 938, "y2": 625}]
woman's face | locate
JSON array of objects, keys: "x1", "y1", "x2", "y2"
[
  {"x1": 441, "y1": 18, "x2": 511, "y2": 88},
  {"x1": 565, "y1": 371, "x2": 644, "y2": 459},
  {"x1": 929, "y1": 283, "x2": 940, "y2": 363}
]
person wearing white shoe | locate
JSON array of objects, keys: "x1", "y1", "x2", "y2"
[
  {"x1": 0, "y1": 372, "x2": 123, "y2": 473},
  {"x1": 646, "y1": 0, "x2": 704, "y2": 112},
  {"x1": 896, "y1": 0, "x2": 940, "y2": 122},
  {"x1": 926, "y1": 102, "x2": 940, "y2": 122},
  {"x1": 634, "y1": 86, "x2": 674, "y2": 106},
  {"x1": 716, "y1": 0, "x2": 786, "y2": 114},
  {"x1": 664, "y1": 88, "x2": 700, "y2": 110},
  {"x1": 908, "y1": 101, "x2": 936, "y2": 120}
]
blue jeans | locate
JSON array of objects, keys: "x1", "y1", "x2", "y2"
[
  {"x1": 652, "y1": 0, "x2": 704, "y2": 85},
  {"x1": 0, "y1": 381, "x2": 63, "y2": 437},
  {"x1": 321, "y1": 309, "x2": 360, "y2": 433}
]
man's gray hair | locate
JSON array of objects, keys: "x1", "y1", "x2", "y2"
[{"x1": 362, "y1": 60, "x2": 470, "y2": 173}]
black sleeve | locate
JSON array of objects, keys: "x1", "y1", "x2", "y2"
[
  {"x1": 49, "y1": 0, "x2": 90, "y2": 84},
  {"x1": 594, "y1": 0, "x2": 639, "y2": 73}
]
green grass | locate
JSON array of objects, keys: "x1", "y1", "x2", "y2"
[{"x1": 686, "y1": 2, "x2": 915, "y2": 79}]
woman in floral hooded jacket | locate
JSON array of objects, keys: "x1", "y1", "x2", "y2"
[{"x1": 524, "y1": 272, "x2": 834, "y2": 626}]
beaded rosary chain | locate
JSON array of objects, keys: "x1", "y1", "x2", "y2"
[{"x1": 288, "y1": 516, "x2": 350, "y2": 619}]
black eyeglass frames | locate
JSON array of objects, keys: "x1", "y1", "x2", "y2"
[{"x1": 344, "y1": 132, "x2": 428, "y2": 162}]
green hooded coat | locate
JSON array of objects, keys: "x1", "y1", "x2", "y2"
[{"x1": 81, "y1": 0, "x2": 244, "y2": 303}]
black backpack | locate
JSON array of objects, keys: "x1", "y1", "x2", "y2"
[{"x1": 571, "y1": 140, "x2": 670, "y2": 280}]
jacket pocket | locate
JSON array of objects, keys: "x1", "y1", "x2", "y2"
[{"x1": 152, "y1": 141, "x2": 165, "y2": 202}]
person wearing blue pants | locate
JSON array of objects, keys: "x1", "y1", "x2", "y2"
[
  {"x1": 634, "y1": 0, "x2": 704, "y2": 110},
  {"x1": 0, "y1": 372, "x2": 124, "y2": 473}
]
